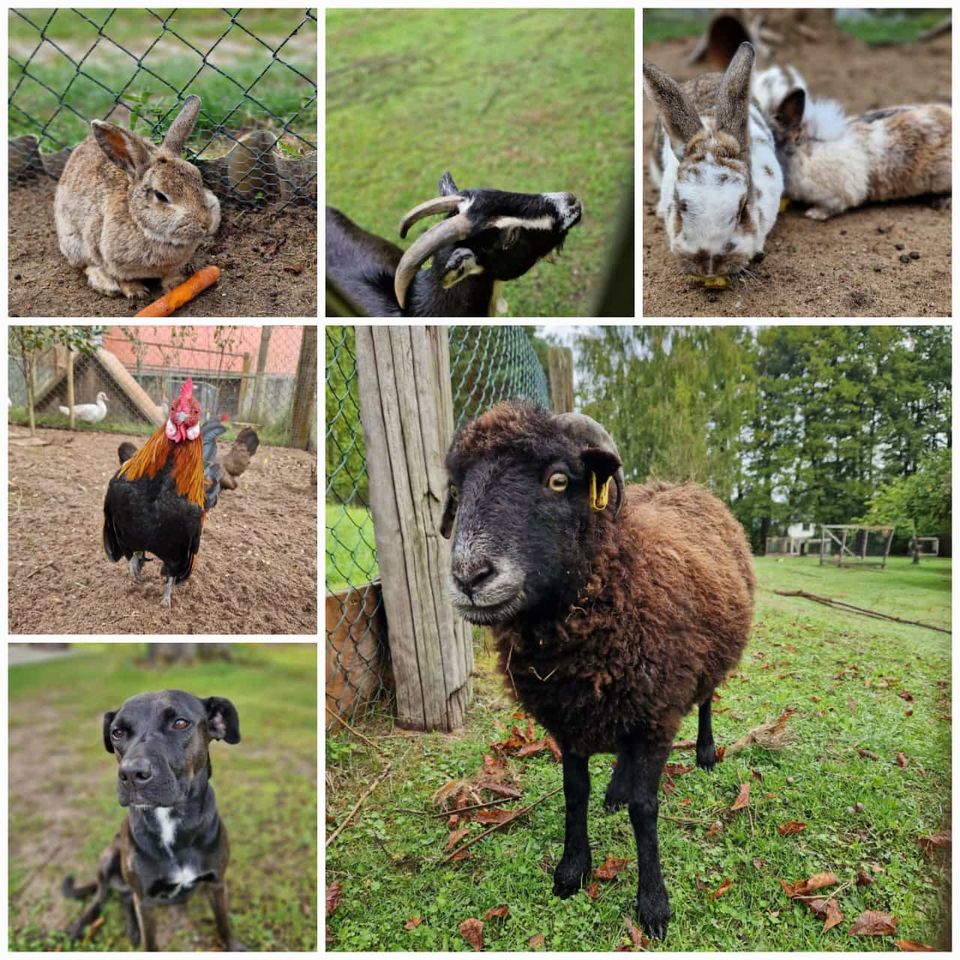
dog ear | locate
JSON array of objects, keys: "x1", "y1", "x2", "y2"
[
  {"x1": 103, "y1": 710, "x2": 118, "y2": 754},
  {"x1": 204, "y1": 697, "x2": 240, "y2": 744}
]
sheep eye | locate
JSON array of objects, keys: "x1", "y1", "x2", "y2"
[
  {"x1": 154, "y1": 190, "x2": 170, "y2": 204},
  {"x1": 547, "y1": 472, "x2": 568, "y2": 492}
]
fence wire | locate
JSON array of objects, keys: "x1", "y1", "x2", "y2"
[
  {"x1": 8, "y1": 325, "x2": 313, "y2": 447},
  {"x1": 9, "y1": 8, "x2": 317, "y2": 212},
  {"x1": 325, "y1": 325, "x2": 550, "y2": 734}
]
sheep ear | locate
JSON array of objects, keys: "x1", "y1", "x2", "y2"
[
  {"x1": 439, "y1": 491, "x2": 458, "y2": 539},
  {"x1": 581, "y1": 448, "x2": 622, "y2": 513},
  {"x1": 774, "y1": 88, "x2": 806, "y2": 130}
]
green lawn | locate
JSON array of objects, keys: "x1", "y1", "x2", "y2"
[
  {"x1": 326, "y1": 502, "x2": 378, "y2": 592},
  {"x1": 326, "y1": 8, "x2": 634, "y2": 317},
  {"x1": 9, "y1": 8, "x2": 317, "y2": 153},
  {"x1": 9, "y1": 643, "x2": 317, "y2": 951},
  {"x1": 326, "y1": 556, "x2": 950, "y2": 951}
]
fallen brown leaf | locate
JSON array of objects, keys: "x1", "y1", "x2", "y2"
[
  {"x1": 475, "y1": 780, "x2": 522, "y2": 799},
  {"x1": 623, "y1": 915, "x2": 650, "y2": 949},
  {"x1": 484, "y1": 905, "x2": 510, "y2": 920},
  {"x1": 895, "y1": 752, "x2": 909, "y2": 769},
  {"x1": 731, "y1": 782, "x2": 750, "y2": 812},
  {"x1": 447, "y1": 827, "x2": 470, "y2": 850},
  {"x1": 705, "y1": 820, "x2": 724, "y2": 839},
  {"x1": 528, "y1": 933, "x2": 545, "y2": 949},
  {"x1": 450, "y1": 848, "x2": 472, "y2": 862},
  {"x1": 326, "y1": 882, "x2": 342, "y2": 917},
  {"x1": 404, "y1": 916, "x2": 423, "y2": 930},
  {"x1": 483, "y1": 754, "x2": 508, "y2": 778},
  {"x1": 708, "y1": 878, "x2": 733, "y2": 899},
  {"x1": 546, "y1": 736, "x2": 562, "y2": 761},
  {"x1": 475, "y1": 808, "x2": 517, "y2": 825},
  {"x1": 661, "y1": 775, "x2": 676, "y2": 797},
  {"x1": 894, "y1": 940, "x2": 934, "y2": 952},
  {"x1": 849, "y1": 910, "x2": 898, "y2": 936},
  {"x1": 517, "y1": 739, "x2": 549, "y2": 757},
  {"x1": 752, "y1": 858, "x2": 766, "y2": 871},
  {"x1": 585, "y1": 881, "x2": 600, "y2": 900},
  {"x1": 459, "y1": 917, "x2": 484, "y2": 951},
  {"x1": 715, "y1": 745, "x2": 726, "y2": 762},
  {"x1": 856, "y1": 869, "x2": 874, "y2": 887},
  {"x1": 918, "y1": 830, "x2": 951, "y2": 860},
  {"x1": 780, "y1": 871, "x2": 839, "y2": 898},
  {"x1": 664, "y1": 762, "x2": 695, "y2": 777},
  {"x1": 856, "y1": 747, "x2": 880, "y2": 761},
  {"x1": 777, "y1": 820, "x2": 807, "y2": 836},
  {"x1": 807, "y1": 896, "x2": 843, "y2": 932},
  {"x1": 898, "y1": 690, "x2": 914, "y2": 702},
  {"x1": 595, "y1": 855, "x2": 632, "y2": 880}
]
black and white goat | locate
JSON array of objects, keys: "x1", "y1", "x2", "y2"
[{"x1": 326, "y1": 172, "x2": 582, "y2": 317}]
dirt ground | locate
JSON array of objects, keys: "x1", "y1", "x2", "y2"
[
  {"x1": 9, "y1": 176, "x2": 318, "y2": 317},
  {"x1": 643, "y1": 30, "x2": 952, "y2": 317},
  {"x1": 8, "y1": 428, "x2": 318, "y2": 634}
]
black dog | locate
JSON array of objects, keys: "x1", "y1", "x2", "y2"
[{"x1": 64, "y1": 690, "x2": 244, "y2": 950}]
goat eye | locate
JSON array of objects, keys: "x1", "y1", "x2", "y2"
[
  {"x1": 547, "y1": 472, "x2": 568, "y2": 492},
  {"x1": 154, "y1": 190, "x2": 170, "y2": 204}
]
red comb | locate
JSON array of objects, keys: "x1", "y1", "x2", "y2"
[{"x1": 178, "y1": 378, "x2": 193, "y2": 401}]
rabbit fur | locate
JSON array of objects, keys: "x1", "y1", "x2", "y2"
[
  {"x1": 767, "y1": 85, "x2": 951, "y2": 220},
  {"x1": 55, "y1": 95, "x2": 220, "y2": 298},
  {"x1": 644, "y1": 42, "x2": 783, "y2": 279}
]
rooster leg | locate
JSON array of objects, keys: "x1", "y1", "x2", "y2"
[
  {"x1": 128, "y1": 553, "x2": 146, "y2": 584},
  {"x1": 160, "y1": 576, "x2": 176, "y2": 607}
]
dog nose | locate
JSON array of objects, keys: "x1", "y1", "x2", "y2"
[
  {"x1": 452, "y1": 559, "x2": 497, "y2": 599},
  {"x1": 119, "y1": 757, "x2": 153, "y2": 785}
]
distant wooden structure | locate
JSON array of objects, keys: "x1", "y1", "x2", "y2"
[
  {"x1": 819, "y1": 524, "x2": 895, "y2": 568},
  {"x1": 547, "y1": 346, "x2": 574, "y2": 413}
]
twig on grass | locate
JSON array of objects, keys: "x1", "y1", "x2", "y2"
[
  {"x1": 325, "y1": 703, "x2": 387, "y2": 756},
  {"x1": 442, "y1": 786, "x2": 563, "y2": 863},
  {"x1": 772, "y1": 588, "x2": 950, "y2": 635},
  {"x1": 325, "y1": 754, "x2": 401, "y2": 848}
]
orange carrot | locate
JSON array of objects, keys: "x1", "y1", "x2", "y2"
[{"x1": 134, "y1": 266, "x2": 221, "y2": 317}]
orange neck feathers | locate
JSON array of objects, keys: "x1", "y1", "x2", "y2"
[{"x1": 118, "y1": 425, "x2": 206, "y2": 510}]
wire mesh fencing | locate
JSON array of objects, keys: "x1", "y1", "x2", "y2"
[
  {"x1": 325, "y1": 324, "x2": 551, "y2": 734},
  {"x1": 9, "y1": 8, "x2": 317, "y2": 211},
  {"x1": 8, "y1": 325, "x2": 315, "y2": 448}
]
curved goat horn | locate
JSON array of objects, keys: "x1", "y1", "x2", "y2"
[
  {"x1": 394, "y1": 212, "x2": 473, "y2": 310},
  {"x1": 556, "y1": 412, "x2": 626, "y2": 518},
  {"x1": 399, "y1": 195, "x2": 466, "y2": 239}
]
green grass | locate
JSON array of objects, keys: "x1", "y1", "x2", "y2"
[
  {"x1": 642, "y1": 10, "x2": 706, "y2": 44},
  {"x1": 326, "y1": 557, "x2": 950, "y2": 951},
  {"x1": 9, "y1": 9, "x2": 317, "y2": 153},
  {"x1": 326, "y1": 9, "x2": 634, "y2": 317},
  {"x1": 9, "y1": 643, "x2": 317, "y2": 951},
  {"x1": 326, "y1": 502, "x2": 378, "y2": 592}
]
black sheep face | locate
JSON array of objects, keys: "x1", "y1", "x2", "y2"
[{"x1": 442, "y1": 442, "x2": 617, "y2": 625}]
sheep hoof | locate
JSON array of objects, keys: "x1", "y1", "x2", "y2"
[
  {"x1": 696, "y1": 742, "x2": 717, "y2": 772},
  {"x1": 636, "y1": 887, "x2": 671, "y2": 940},
  {"x1": 553, "y1": 858, "x2": 591, "y2": 898}
]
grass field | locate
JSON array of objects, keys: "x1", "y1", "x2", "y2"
[
  {"x1": 326, "y1": 556, "x2": 950, "y2": 951},
  {"x1": 326, "y1": 502, "x2": 378, "y2": 592},
  {"x1": 9, "y1": 8, "x2": 317, "y2": 152},
  {"x1": 326, "y1": 8, "x2": 634, "y2": 317},
  {"x1": 9, "y1": 643, "x2": 317, "y2": 951}
]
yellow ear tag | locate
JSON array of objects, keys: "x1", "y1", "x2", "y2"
[
  {"x1": 779, "y1": 196, "x2": 791, "y2": 212},
  {"x1": 589, "y1": 472, "x2": 610, "y2": 512}
]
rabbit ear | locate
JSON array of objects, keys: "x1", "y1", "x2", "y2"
[
  {"x1": 643, "y1": 60, "x2": 703, "y2": 156},
  {"x1": 163, "y1": 95, "x2": 201, "y2": 153},
  {"x1": 773, "y1": 88, "x2": 806, "y2": 130},
  {"x1": 716, "y1": 42, "x2": 755, "y2": 157},
  {"x1": 91, "y1": 121, "x2": 153, "y2": 177}
]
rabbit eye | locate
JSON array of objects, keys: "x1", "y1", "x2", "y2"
[{"x1": 154, "y1": 190, "x2": 170, "y2": 204}]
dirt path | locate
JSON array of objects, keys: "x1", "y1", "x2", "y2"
[
  {"x1": 8, "y1": 428, "x2": 318, "y2": 634},
  {"x1": 642, "y1": 31, "x2": 952, "y2": 317},
  {"x1": 9, "y1": 177, "x2": 317, "y2": 317}
]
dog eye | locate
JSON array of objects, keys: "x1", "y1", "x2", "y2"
[
  {"x1": 172, "y1": 718, "x2": 190, "y2": 730},
  {"x1": 547, "y1": 472, "x2": 568, "y2": 492},
  {"x1": 111, "y1": 728, "x2": 125, "y2": 739},
  {"x1": 154, "y1": 190, "x2": 170, "y2": 204}
]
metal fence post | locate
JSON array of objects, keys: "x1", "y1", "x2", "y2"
[{"x1": 355, "y1": 326, "x2": 472, "y2": 732}]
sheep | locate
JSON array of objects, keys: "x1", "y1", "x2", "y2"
[
  {"x1": 326, "y1": 171, "x2": 582, "y2": 317},
  {"x1": 440, "y1": 401, "x2": 754, "y2": 940}
]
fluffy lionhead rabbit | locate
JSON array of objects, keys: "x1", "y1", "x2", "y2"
[
  {"x1": 751, "y1": 64, "x2": 807, "y2": 118},
  {"x1": 54, "y1": 95, "x2": 220, "y2": 298},
  {"x1": 768, "y1": 86, "x2": 951, "y2": 220},
  {"x1": 644, "y1": 42, "x2": 783, "y2": 282}
]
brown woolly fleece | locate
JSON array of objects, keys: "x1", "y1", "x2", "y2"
[{"x1": 493, "y1": 481, "x2": 754, "y2": 756}]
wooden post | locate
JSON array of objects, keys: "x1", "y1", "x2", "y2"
[
  {"x1": 252, "y1": 326, "x2": 273, "y2": 424},
  {"x1": 66, "y1": 350, "x2": 76, "y2": 430},
  {"x1": 547, "y1": 346, "x2": 574, "y2": 413},
  {"x1": 356, "y1": 325, "x2": 473, "y2": 732},
  {"x1": 883, "y1": 526, "x2": 895, "y2": 569},
  {"x1": 839, "y1": 527, "x2": 847, "y2": 567},
  {"x1": 237, "y1": 352, "x2": 252, "y2": 418},
  {"x1": 290, "y1": 327, "x2": 317, "y2": 450}
]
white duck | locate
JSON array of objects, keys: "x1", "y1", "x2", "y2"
[{"x1": 59, "y1": 391, "x2": 109, "y2": 423}]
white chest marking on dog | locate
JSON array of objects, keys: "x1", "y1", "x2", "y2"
[
  {"x1": 167, "y1": 863, "x2": 198, "y2": 896},
  {"x1": 154, "y1": 807, "x2": 178, "y2": 854}
]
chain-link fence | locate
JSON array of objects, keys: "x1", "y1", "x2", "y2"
[
  {"x1": 9, "y1": 8, "x2": 317, "y2": 211},
  {"x1": 8, "y1": 325, "x2": 316, "y2": 448},
  {"x1": 325, "y1": 325, "x2": 550, "y2": 734}
]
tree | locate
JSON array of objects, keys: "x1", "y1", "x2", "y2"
[{"x1": 860, "y1": 447, "x2": 951, "y2": 535}]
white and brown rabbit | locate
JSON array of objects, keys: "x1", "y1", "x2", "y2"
[
  {"x1": 54, "y1": 95, "x2": 220, "y2": 298},
  {"x1": 644, "y1": 42, "x2": 783, "y2": 281},
  {"x1": 768, "y1": 86, "x2": 951, "y2": 220}
]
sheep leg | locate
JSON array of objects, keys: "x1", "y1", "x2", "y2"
[
  {"x1": 553, "y1": 751, "x2": 591, "y2": 898},
  {"x1": 696, "y1": 697, "x2": 717, "y2": 772},
  {"x1": 604, "y1": 753, "x2": 632, "y2": 812},
  {"x1": 626, "y1": 741, "x2": 672, "y2": 940}
]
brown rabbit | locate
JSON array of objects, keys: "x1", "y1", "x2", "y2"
[{"x1": 54, "y1": 96, "x2": 220, "y2": 298}]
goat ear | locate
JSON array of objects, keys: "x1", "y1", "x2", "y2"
[
  {"x1": 440, "y1": 489, "x2": 458, "y2": 539},
  {"x1": 441, "y1": 247, "x2": 484, "y2": 289},
  {"x1": 774, "y1": 88, "x2": 806, "y2": 130},
  {"x1": 439, "y1": 171, "x2": 459, "y2": 195}
]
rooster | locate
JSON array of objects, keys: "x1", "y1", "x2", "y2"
[{"x1": 103, "y1": 378, "x2": 221, "y2": 606}]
